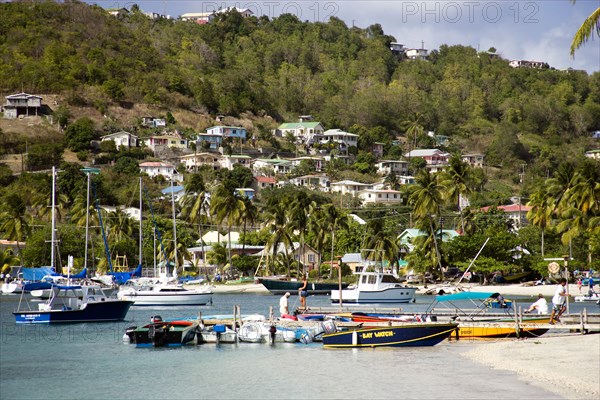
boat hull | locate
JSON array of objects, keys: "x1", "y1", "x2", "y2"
[
  {"x1": 118, "y1": 291, "x2": 212, "y2": 306},
  {"x1": 457, "y1": 319, "x2": 550, "y2": 338},
  {"x1": 258, "y1": 278, "x2": 348, "y2": 295},
  {"x1": 13, "y1": 300, "x2": 134, "y2": 324},
  {"x1": 323, "y1": 323, "x2": 457, "y2": 348},
  {"x1": 330, "y1": 287, "x2": 417, "y2": 304},
  {"x1": 129, "y1": 321, "x2": 199, "y2": 347}
]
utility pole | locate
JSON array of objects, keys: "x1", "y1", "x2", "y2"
[{"x1": 518, "y1": 163, "x2": 526, "y2": 229}]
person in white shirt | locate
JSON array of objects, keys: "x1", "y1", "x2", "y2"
[
  {"x1": 525, "y1": 294, "x2": 549, "y2": 314},
  {"x1": 550, "y1": 278, "x2": 568, "y2": 324},
  {"x1": 279, "y1": 292, "x2": 291, "y2": 316}
]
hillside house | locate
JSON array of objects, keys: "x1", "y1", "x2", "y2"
[
  {"x1": 404, "y1": 149, "x2": 450, "y2": 166},
  {"x1": 358, "y1": 189, "x2": 402, "y2": 205},
  {"x1": 141, "y1": 117, "x2": 166, "y2": 128},
  {"x1": 286, "y1": 174, "x2": 330, "y2": 191},
  {"x1": 252, "y1": 158, "x2": 292, "y2": 175},
  {"x1": 275, "y1": 121, "x2": 325, "y2": 141},
  {"x1": 161, "y1": 185, "x2": 186, "y2": 202},
  {"x1": 196, "y1": 125, "x2": 247, "y2": 149},
  {"x1": 254, "y1": 242, "x2": 321, "y2": 271},
  {"x1": 219, "y1": 154, "x2": 252, "y2": 170},
  {"x1": 253, "y1": 176, "x2": 278, "y2": 191},
  {"x1": 139, "y1": 161, "x2": 182, "y2": 182},
  {"x1": 331, "y1": 180, "x2": 373, "y2": 196},
  {"x1": 509, "y1": 60, "x2": 550, "y2": 69},
  {"x1": 235, "y1": 188, "x2": 255, "y2": 200},
  {"x1": 406, "y1": 48, "x2": 428, "y2": 60},
  {"x1": 100, "y1": 131, "x2": 138, "y2": 149},
  {"x1": 180, "y1": 152, "x2": 221, "y2": 171},
  {"x1": 180, "y1": 12, "x2": 215, "y2": 24},
  {"x1": 462, "y1": 153, "x2": 485, "y2": 168},
  {"x1": 291, "y1": 156, "x2": 324, "y2": 172},
  {"x1": 389, "y1": 42, "x2": 406, "y2": 56},
  {"x1": 106, "y1": 7, "x2": 129, "y2": 17},
  {"x1": 143, "y1": 133, "x2": 188, "y2": 153},
  {"x1": 100, "y1": 206, "x2": 141, "y2": 221},
  {"x1": 480, "y1": 204, "x2": 532, "y2": 229},
  {"x1": 3, "y1": 93, "x2": 42, "y2": 119},
  {"x1": 584, "y1": 150, "x2": 600, "y2": 160},
  {"x1": 376, "y1": 160, "x2": 409, "y2": 176},
  {"x1": 321, "y1": 129, "x2": 359, "y2": 149},
  {"x1": 399, "y1": 228, "x2": 460, "y2": 251}
]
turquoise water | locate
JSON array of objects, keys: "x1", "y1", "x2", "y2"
[{"x1": 1, "y1": 293, "x2": 586, "y2": 399}]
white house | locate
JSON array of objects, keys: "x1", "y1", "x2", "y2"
[
  {"x1": 139, "y1": 161, "x2": 182, "y2": 182},
  {"x1": 290, "y1": 156, "x2": 324, "y2": 172},
  {"x1": 219, "y1": 154, "x2": 252, "y2": 170},
  {"x1": 584, "y1": 150, "x2": 600, "y2": 160},
  {"x1": 405, "y1": 48, "x2": 428, "y2": 60},
  {"x1": 100, "y1": 206, "x2": 141, "y2": 221},
  {"x1": 275, "y1": 121, "x2": 325, "y2": 141},
  {"x1": 179, "y1": 152, "x2": 221, "y2": 171},
  {"x1": 321, "y1": 129, "x2": 359, "y2": 149},
  {"x1": 358, "y1": 189, "x2": 402, "y2": 205},
  {"x1": 286, "y1": 174, "x2": 330, "y2": 191},
  {"x1": 100, "y1": 131, "x2": 138, "y2": 149},
  {"x1": 462, "y1": 153, "x2": 485, "y2": 168},
  {"x1": 481, "y1": 204, "x2": 532, "y2": 229},
  {"x1": 376, "y1": 160, "x2": 409, "y2": 176},
  {"x1": 330, "y1": 180, "x2": 373, "y2": 196},
  {"x1": 252, "y1": 158, "x2": 293, "y2": 175}
]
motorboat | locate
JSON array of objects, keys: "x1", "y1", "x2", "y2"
[
  {"x1": 123, "y1": 316, "x2": 199, "y2": 347},
  {"x1": 322, "y1": 322, "x2": 458, "y2": 348},
  {"x1": 574, "y1": 292, "x2": 600, "y2": 302},
  {"x1": 330, "y1": 270, "x2": 417, "y2": 304},
  {"x1": 197, "y1": 324, "x2": 238, "y2": 344},
  {"x1": 257, "y1": 277, "x2": 348, "y2": 295},
  {"x1": 13, "y1": 284, "x2": 134, "y2": 324},
  {"x1": 117, "y1": 281, "x2": 213, "y2": 306},
  {"x1": 238, "y1": 321, "x2": 297, "y2": 343}
]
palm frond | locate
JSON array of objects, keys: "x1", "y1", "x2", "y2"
[{"x1": 571, "y1": 7, "x2": 600, "y2": 56}]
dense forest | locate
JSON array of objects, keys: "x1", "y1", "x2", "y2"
[{"x1": 0, "y1": 1, "x2": 599, "y2": 280}]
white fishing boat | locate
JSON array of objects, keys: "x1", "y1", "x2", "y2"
[
  {"x1": 1, "y1": 280, "x2": 25, "y2": 294},
  {"x1": 117, "y1": 282, "x2": 213, "y2": 306},
  {"x1": 330, "y1": 270, "x2": 417, "y2": 304},
  {"x1": 574, "y1": 292, "x2": 600, "y2": 302}
]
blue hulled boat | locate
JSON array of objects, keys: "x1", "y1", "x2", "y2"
[
  {"x1": 322, "y1": 322, "x2": 458, "y2": 348},
  {"x1": 13, "y1": 284, "x2": 133, "y2": 324},
  {"x1": 258, "y1": 277, "x2": 349, "y2": 295}
]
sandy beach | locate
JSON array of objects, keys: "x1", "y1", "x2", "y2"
[{"x1": 462, "y1": 334, "x2": 600, "y2": 399}]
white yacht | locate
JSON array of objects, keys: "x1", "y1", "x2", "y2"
[
  {"x1": 117, "y1": 279, "x2": 213, "y2": 306},
  {"x1": 330, "y1": 270, "x2": 417, "y2": 304}
]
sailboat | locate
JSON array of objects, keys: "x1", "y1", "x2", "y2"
[
  {"x1": 13, "y1": 167, "x2": 134, "y2": 324},
  {"x1": 117, "y1": 179, "x2": 213, "y2": 306}
]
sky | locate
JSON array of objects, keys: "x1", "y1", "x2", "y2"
[{"x1": 91, "y1": 0, "x2": 600, "y2": 73}]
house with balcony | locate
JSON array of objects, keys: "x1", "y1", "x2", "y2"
[
  {"x1": 462, "y1": 153, "x2": 485, "y2": 168},
  {"x1": 100, "y1": 131, "x2": 138, "y2": 149},
  {"x1": 405, "y1": 48, "x2": 428, "y2": 60},
  {"x1": 376, "y1": 160, "x2": 409, "y2": 176},
  {"x1": 275, "y1": 121, "x2": 325, "y2": 141},
  {"x1": 3, "y1": 93, "x2": 43, "y2": 119},
  {"x1": 219, "y1": 154, "x2": 252, "y2": 170},
  {"x1": 143, "y1": 133, "x2": 188, "y2": 153},
  {"x1": 179, "y1": 152, "x2": 221, "y2": 171},
  {"x1": 139, "y1": 161, "x2": 182, "y2": 182},
  {"x1": 141, "y1": 116, "x2": 166, "y2": 128},
  {"x1": 321, "y1": 129, "x2": 359, "y2": 149},
  {"x1": 358, "y1": 189, "x2": 403, "y2": 205},
  {"x1": 286, "y1": 174, "x2": 330, "y2": 192},
  {"x1": 480, "y1": 204, "x2": 532, "y2": 229},
  {"x1": 180, "y1": 12, "x2": 216, "y2": 24},
  {"x1": 196, "y1": 125, "x2": 247, "y2": 150},
  {"x1": 252, "y1": 158, "x2": 293, "y2": 175},
  {"x1": 331, "y1": 180, "x2": 373, "y2": 196},
  {"x1": 405, "y1": 149, "x2": 450, "y2": 166}
]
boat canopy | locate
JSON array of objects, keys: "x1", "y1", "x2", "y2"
[
  {"x1": 61, "y1": 268, "x2": 87, "y2": 279},
  {"x1": 435, "y1": 291, "x2": 499, "y2": 302},
  {"x1": 22, "y1": 267, "x2": 58, "y2": 281},
  {"x1": 110, "y1": 264, "x2": 142, "y2": 285}
]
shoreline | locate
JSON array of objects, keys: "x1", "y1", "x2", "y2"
[
  {"x1": 461, "y1": 333, "x2": 600, "y2": 400},
  {"x1": 196, "y1": 282, "x2": 587, "y2": 298}
]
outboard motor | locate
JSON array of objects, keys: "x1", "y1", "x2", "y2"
[
  {"x1": 269, "y1": 325, "x2": 277, "y2": 345},
  {"x1": 123, "y1": 326, "x2": 137, "y2": 343},
  {"x1": 148, "y1": 324, "x2": 167, "y2": 347},
  {"x1": 150, "y1": 315, "x2": 163, "y2": 323}
]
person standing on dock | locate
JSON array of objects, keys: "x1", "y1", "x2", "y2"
[
  {"x1": 299, "y1": 275, "x2": 308, "y2": 310},
  {"x1": 588, "y1": 277, "x2": 596, "y2": 296},
  {"x1": 279, "y1": 292, "x2": 291, "y2": 316},
  {"x1": 549, "y1": 278, "x2": 568, "y2": 324}
]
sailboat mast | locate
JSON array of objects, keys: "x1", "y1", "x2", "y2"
[
  {"x1": 50, "y1": 166, "x2": 56, "y2": 271},
  {"x1": 139, "y1": 177, "x2": 143, "y2": 268},
  {"x1": 84, "y1": 170, "x2": 91, "y2": 270},
  {"x1": 171, "y1": 179, "x2": 178, "y2": 270}
]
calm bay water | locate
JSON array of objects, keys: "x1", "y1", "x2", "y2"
[{"x1": 2, "y1": 292, "x2": 590, "y2": 400}]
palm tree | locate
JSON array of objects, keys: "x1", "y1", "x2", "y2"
[
  {"x1": 210, "y1": 184, "x2": 244, "y2": 269},
  {"x1": 440, "y1": 154, "x2": 474, "y2": 233},
  {"x1": 526, "y1": 184, "x2": 554, "y2": 257},
  {"x1": 364, "y1": 228, "x2": 400, "y2": 273},
  {"x1": 547, "y1": 162, "x2": 576, "y2": 212},
  {"x1": 264, "y1": 203, "x2": 294, "y2": 277},
  {"x1": 239, "y1": 196, "x2": 258, "y2": 256},
  {"x1": 0, "y1": 248, "x2": 19, "y2": 274},
  {"x1": 0, "y1": 194, "x2": 30, "y2": 263},
  {"x1": 401, "y1": 112, "x2": 425, "y2": 155},
  {"x1": 105, "y1": 208, "x2": 135, "y2": 243},
  {"x1": 321, "y1": 204, "x2": 349, "y2": 280},
  {"x1": 181, "y1": 176, "x2": 210, "y2": 264},
  {"x1": 307, "y1": 204, "x2": 328, "y2": 279},
  {"x1": 289, "y1": 192, "x2": 315, "y2": 276},
  {"x1": 570, "y1": 2, "x2": 600, "y2": 56}
]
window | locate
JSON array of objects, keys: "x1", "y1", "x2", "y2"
[{"x1": 308, "y1": 254, "x2": 315, "y2": 263}]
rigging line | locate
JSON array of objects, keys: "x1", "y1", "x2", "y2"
[
  {"x1": 144, "y1": 188, "x2": 167, "y2": 264},
  {"x1": 92, "y1": 183, "x2": 114, "y2": 273}
]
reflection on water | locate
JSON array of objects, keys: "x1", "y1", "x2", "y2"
[{"x1": 0, "y1": 293, "x2": 583, "y2": 399}]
